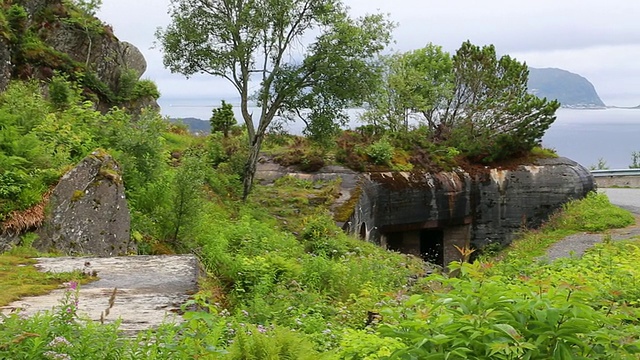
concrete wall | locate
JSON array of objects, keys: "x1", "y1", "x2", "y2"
[
  {"x1": 594, "y1": 175, "x2": 640, "y2": 188},
  {"x1": 344, "y1": 157, "x2": 594, "y2": 265}
]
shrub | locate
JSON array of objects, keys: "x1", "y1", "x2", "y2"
[
  {"x1": 547, "y1": 191, "x2": 634, "y2": 232},
  {"x1": 132, "y1": 79, "x2": 161, "y2": 100},
  {"x1": 210, "y1": 100, "x2": 236, "y2": 137},
  {"x1": 366, "y1": 137, "x2": 394, "y2": 165},
  {"x1": 227, "y1": 324, "x2": 323, "y2": 360}
]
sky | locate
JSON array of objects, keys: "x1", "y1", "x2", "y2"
[{"x1": 97, "y1": 0, "x2": 640, "y2": 118}]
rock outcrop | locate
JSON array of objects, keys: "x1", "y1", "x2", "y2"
[
  {"x1": 35, "y1": 151, "x2": 134, "y2": 256},
  {"x1": 0, "y1": 0, "x2": 158, "y2": 111},
  {"x1": 528, "y1": 67, "x2": 606, "y2": 108}
]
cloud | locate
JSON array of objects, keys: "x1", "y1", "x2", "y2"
[{"x1": 98, "y1": 0, "x2": 640, "y2": 111}]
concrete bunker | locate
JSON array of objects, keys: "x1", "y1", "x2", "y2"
[
  {"x1": 342, "y1": 158, "x2": 595, "y2": 267},
  {"x1": 380, "y1": 219, "x2": 472, "y2": 267}
]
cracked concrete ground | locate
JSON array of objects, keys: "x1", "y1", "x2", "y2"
[{"x1": 1, "y1": 255, "x2": 199, "y2": 334}]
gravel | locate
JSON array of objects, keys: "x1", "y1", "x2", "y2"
[{"x1": 541, "y1": 188, "x2": 640, "y2": 262}]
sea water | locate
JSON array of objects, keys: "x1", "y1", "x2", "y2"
[
  {"x1": 542, "y1": 108, "x2": 640, "y2": 169},
  {"x1": 162, "y1": 102, "x2": 640, "y2": 170}
]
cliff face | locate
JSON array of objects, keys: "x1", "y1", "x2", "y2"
[
  {"x1": 0, "y1": 0, "x2": 158, "y2": 111},
  {"x1": 528, "y1": 67, "x2": 605, "y2": 108}
]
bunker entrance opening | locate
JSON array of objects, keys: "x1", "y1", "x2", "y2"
[{"x1": 386, "y1": 229, "x2": 444, "y2": 266}]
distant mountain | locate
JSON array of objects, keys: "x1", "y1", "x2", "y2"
[
  {"x1": 169, "y1": 117, "x2": 210, "y2": 133},
  {"x1": 528, "y1": 68, "x2": 606, "y2": 108}
]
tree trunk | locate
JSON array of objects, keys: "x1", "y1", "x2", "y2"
[{"x1": 242, "y1": 134, "x2": 264, "y2": 200}]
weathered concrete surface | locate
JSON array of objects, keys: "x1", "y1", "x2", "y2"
[
  {"x1": 1, "y1": 255, "x2": 199, "y2": 333},
  {"x1": 342, "y1": 157, "x2": 594, "y2": 263},
  {"x1": 472, "y1": 157, "x2": 595, "y2": 248},
  {"x1": 256, "y1": 156, "x2": 594, "y2": 265},
  {"x1": 595, "y1": 176, "x2": 640, "y2": 189},
  {"x1": 35, "y1": 151, "x2": 135, "y2": 256}
]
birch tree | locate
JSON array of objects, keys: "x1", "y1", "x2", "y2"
[{"x1": 156, "y1": 0, "x2": 393, "y2": 199}]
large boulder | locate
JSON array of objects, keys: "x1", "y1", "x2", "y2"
[{"x1": 35, "y1": 151, "x2": 134, "y2": 256}]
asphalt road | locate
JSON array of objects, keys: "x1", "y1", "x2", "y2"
[{"x1": 600, "y1": 188, "x2": 640, "y2": 214}]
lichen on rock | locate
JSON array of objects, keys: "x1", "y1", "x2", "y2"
[{"x1": 35, "y1": 150, "x2": 134, "y2": 256}]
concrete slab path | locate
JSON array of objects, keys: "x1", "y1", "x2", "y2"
[{"x1": 1, "y1": 255, "x2": 199, "y2": 334}]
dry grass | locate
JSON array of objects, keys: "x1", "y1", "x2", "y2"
[{"x1": 1, "y1": 191, "x2": 51, "y2": 235}]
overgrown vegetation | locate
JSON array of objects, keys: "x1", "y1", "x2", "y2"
[
  {"x1": 0, "y1": 237, "x2": 94, "y2": 306},
  {"x1": 0, "y1": 0, "x2": 159, "y2": 108},
  {"x1": 2, "y1": 1, "x2": 638, "y2": 358},
  {"x1": 2, "y1": 186, "x2": 638, "y2": 358}
]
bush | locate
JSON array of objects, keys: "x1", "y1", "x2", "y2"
[
  {"x1": 132, "y1": 79, "x2": 160, "y2": 100},
  {"x1": 227, "y1": 324, "x2": 323, "y2": 360},
  {"x1": 547, "y1": 191, "x2": 634, "y2": 232},
  {"x1": 366, "y1": 137, "x2": 394, "y2": 165},
  {"x1": 210, "y1": 100, "x2": 236, "y2": 137}
]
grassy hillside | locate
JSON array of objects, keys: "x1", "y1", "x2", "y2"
[
  {"x1": 2, "y1": 186, "x2": 639, "y2": 358},
  {"x1": 0, "y1": 62, "x2": 635, "y2": 358},
  {"x1": 0, "y1": 80, "x2": 638, "y2": 357}
]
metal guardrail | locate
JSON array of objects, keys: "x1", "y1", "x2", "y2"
[{"x1": 591, "y1": 169, "x2": 640, "y2": 177}]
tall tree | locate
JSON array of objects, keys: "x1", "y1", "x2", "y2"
[
  {"x1": 156, "y1": 0, "x2": 393, "y2": 199},
  {"x1": 368, "y1": 41, "x2": 559, "y2": 162},
  {"x1": 441, "y1": 41, "x2": 560, "y2": 160},
  {"x1": 362, "y1": 44, "x2": 453, "y2": 132}
]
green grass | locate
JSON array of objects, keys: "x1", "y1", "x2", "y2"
[
  {"x1": 0, "y1": 248, "x2": 95, "y2": 306},
  {"x1": 493, "y1": 191, "x2": 635, "y2": 262},
  {"x1": 250, "y1": 176, "x2": 342, "y2": 234}
]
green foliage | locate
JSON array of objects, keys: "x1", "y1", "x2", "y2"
[
  {"x1": 132, "y1": 78, "x2": 161, "y2": 100},
  {"x1": 377, "y1": 256, "x2": 640, "y2": 359},
  {"x1": 366, "y1": 138, "x2": 394, "y2": 165},
  {"x1": 48, "y1": 73, "x2": 78, "y2": 110},
  {"x1": 444, "y1": 42, "x2": 560, "y2": 162},
  {"x1": 116, "y1": 69, "x2": 161, "y2": 102},
  {"x1": 630, "y1": 151, "x2": 640, "y2": 169},
  {"x1": 362, "y1": 44, "x2": 453, "y2": 133},
  {"x1": 6, "y1": 4, "x2": 27, "y2": 40},
  {"x1": 210, "y1": 100, "x2": 237, "y2": 137},
  {"x1": 302, "y1": 213, "x2": 348, "y2": 258},
  {"x1": 157, "y1": 0, "x2": 394, "y2": 198},
  {"x1": 530, "y1": 145, "x2": 558, "y2": 159},
  {"x1": 227, "y1": 323, "x2": 324, "y2": 360},
  {"x1": 546, "y1": 191, "x2": 634, "y2": 232},
  {"x1": 159, "y1": 149, "x2": 207, "y2": 246},
  {"x1": 589, "y1": 157, "x2": 609, "y2": 170},
  {"x1": 367, "y1": 41, "x2": 559, "y2": 163}
]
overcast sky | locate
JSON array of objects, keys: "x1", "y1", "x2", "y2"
[{"x1": 98, "y1": 0, "x2": 640, "y2": 116}]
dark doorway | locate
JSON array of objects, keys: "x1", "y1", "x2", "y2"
[
  {"x1": 359, "y1": 223, "x2": 367, "y2": 240},
  {"x1": 420, "y1": 229, "x2": 444, "y2": 265},
  {"x1": 385, "y1": 232, "x2": 406, "y2": 253}
]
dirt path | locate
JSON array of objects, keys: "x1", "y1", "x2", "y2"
[
  {"x1": 0, "y1": 255, "x2": 199, "y2": 334},
  {"x1": 543, "y1": 214, "x2": 640, "y2": 262}
]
